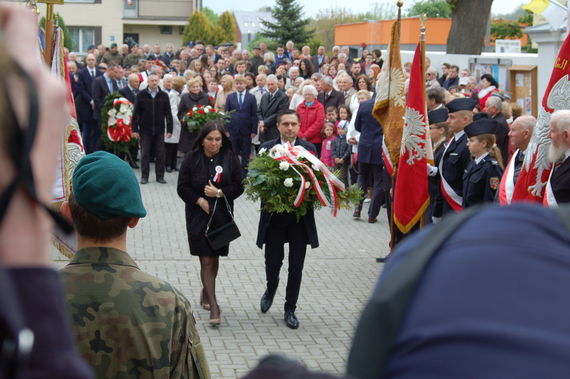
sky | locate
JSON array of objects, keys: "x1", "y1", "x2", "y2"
[{"x1": 204, "y1": 0, "x2": 530, "y2": 18}]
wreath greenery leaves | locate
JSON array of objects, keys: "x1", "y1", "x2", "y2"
[{"x1": 100, "y1": 92, "x2": 137, "y2": 154}]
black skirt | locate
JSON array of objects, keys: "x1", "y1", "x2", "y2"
[{"x1": 187, "y1": 198, "x2": 233, "y2": 257}]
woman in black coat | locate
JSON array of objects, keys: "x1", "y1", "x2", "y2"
[
  {"x1": 177, "y1": 77, "x2": 211, "y2": 154},
  {"x1": 177, "y1": 121, "x2": 244, "y2": 326}
]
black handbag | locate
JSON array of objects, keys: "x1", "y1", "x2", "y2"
[{"x1": 205, "y1": 196, "x2": 241, "y2": 250}]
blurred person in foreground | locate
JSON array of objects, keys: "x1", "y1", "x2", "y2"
[
  {"x1": 0, "y1": 5, "x2": 92, "y2": 378},
  {"x1": 60, "y1": 151, "x2": 210, "y2": 378}
]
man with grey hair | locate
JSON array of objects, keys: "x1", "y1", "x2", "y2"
[
  {"x1": 258, "y1": 75, "x2": 289, "y2": 142},
  {"x1": 500, "y1": 115, "x2": 535, "y2": 204},
  {"x1": 484, "y1": 95, "x2": 510, "y2": 164},
  {"x1": 338, "y1": 74, "x2": 356, "y2": 106},
  {"x1": 286, "y1": 66, "x2": 300, "y2": 90},
  {"x1": 546, "y1": 110, "x2": 570, "y2": 204},
  {"x1": 318, "y1": 76, "x2": 344, "y2": 114},
  {"x1": 426, "y1": 67, "x2": 440, "y2": 90}
]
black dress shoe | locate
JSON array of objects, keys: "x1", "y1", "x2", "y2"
[
  {"x1": 157, "y1": 178, "x2": 167, "y2": 184},
  {"x1": 284, "y1": 310, "x2": 299, "y2": 329},
  {"x1": 368, "y1": 217, "x2": 377, "y2": 224},
  {"x1": 352, "y1": 209, "x2": 361, "y2": 218},
  {"x1": 166, "y1": 167, "x2": 173, "y2": 173},
  {"x1": 173, "y1": 166, "x2": 179, "y2": 171},
  {"x1": 260, "y1": 290, "x2": 276, "y2": 313},
  {"x1": 140, "y1": 178, "x2": 148, "y2": 184}
]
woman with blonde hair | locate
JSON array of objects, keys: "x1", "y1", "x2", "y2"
[
  {"x1": 214, "y1": 74, "x2": 234, "y2": 112},
  {"x1": 289, "y1": 79, "x2": 315, "y2": 110},
  {"x1": 178, "y1": 77, "x2": 211, "y2": 154}
]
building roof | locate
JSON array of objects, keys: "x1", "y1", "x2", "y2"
[{"x1": 232, "y1": 11, "x2": 274, "y2": 35}]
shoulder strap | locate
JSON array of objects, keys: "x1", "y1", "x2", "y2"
[
  {"x1": 346, "y1": 206, "x2": 482, "y2": 379},
  {"x1": 552, "y1": 205, "x2": 570, "y2": 230}
]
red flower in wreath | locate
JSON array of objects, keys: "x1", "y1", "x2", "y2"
[
  {"x1": 198, "y1": 109, "x2": 205, "y2": 114},
  {"x1": 209, "y1": 108, "x2": 216, "y2": 113},
  {"x1": 189, "y1": 110, "x2": 194, "y2": 116}
]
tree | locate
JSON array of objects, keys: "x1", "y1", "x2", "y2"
[
  {"x1": 312, "y1": 7, "x2": 362, "y2": 50},
  {"x1": 491, "y1": 20, "x2": 523, "y2": 42},
  {"x1": 407, "y1": 0, "x2": 452, "y2": 18},
  {"x1": 40, "y1": 13, "x2": 73, "y2": 51},
  {"x1": 249, "y1": 34, "x2": 278, "y2": 52},
  {"x1": 217, "y1": 11, "x2": 237, "y2": 44},
  {"x1": 183, "y1": 11, "x2": 214, "y2": 45},
  {"x1": 261, "y1": 0, "x2": 314, "y2": 45},
  {"x1": 203, "y1": 6, "x2": 219, "y2": 24},
  {"x1": 446, "y1": 0, "x2": 493, "y2": 54}
]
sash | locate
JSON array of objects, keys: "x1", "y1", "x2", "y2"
[
  {"x1": 543, "y1": 167, "x2": 558, "y2": 208},
  {"x1": 439, "y1": 138, "x2": 462, "y2": 211},
  {"x1": 382, "y1": 136, "x2": 393, "y2": 176},
  {"x1": 498, "y1": 149, "x2": 518, "y2": 205}
]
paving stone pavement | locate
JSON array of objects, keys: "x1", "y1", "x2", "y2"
[{"x1": 52, "y1": 166, "x2": 391, "y2": 378}]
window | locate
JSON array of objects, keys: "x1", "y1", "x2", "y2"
[
  {"x1": 68, "y1": 26, "x2": 99, "y2": 53},
  {"x1": 160, "y1": 26, "x2": 172, "y2": 35},
  {"x1": 124, "y1": 0, "x2": 137, "y2": 10}
]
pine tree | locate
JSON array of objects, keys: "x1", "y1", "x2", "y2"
[
  {"x1": 183, "y1": 11, "x2": 214, "y2": 45},
  {"x1": 260, "y1": 0, "x2": 314, "y2": 45},
  {"x1": 217, "y1": 11, "x2": 237, "y2": 44}
]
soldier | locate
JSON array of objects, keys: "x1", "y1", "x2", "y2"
[{"x1": 60, "y1": 151, "x2": 210, "y2": 378}]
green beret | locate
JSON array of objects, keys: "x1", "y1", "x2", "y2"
[{"x1": 72, "y1": 151, "x2": 147, "y2": 220}]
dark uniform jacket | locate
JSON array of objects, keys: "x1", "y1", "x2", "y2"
[
  {"x1": 256, "y1": 138, "x2": 319, "y2": 249},
  {"x1": 462, "y1": 154, "x2": 503, "y2": 208},
  {"x1": 177, "y1": 91, "x2": 211, "y2": 153},
  {"x1": 552, "y1": 156, "x2": 570, "y2": 204},
  {"x1": 440, "y1": 132, "x2": 471, "y2": 200},
  {"x1": 428, "y1": 141, "x2": 446, "y2": 218},
  {"x1": 91, "y1": 75, "x2": 114, "y2": 121},
  {"x1": 132, "y1": 88, "x2": 173, "y2": 136},
  {"x1": 257, "y1": 90, "x2": 290, "y2": 142}
]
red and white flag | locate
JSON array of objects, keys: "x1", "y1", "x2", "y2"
[
  {"x1": 393, "y1": 42, "x2": 432, "y2": 233},
  {"x1": 512, "y1": 32, "x2": 570, "y2": 203},
  {"x1": 498, "y1": 149, "x2": 521, "y2": 205}
]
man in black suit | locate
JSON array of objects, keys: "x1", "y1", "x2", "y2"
[
  {"x1": 257, "y1": 110, "x2": 319, "y2": 330},
  {"x1": 484, "y1": 95, "x2": 510, "y2": 165},
  {"x1": 225, "y1": 76, "x2": 258, "y2": 174},
  {"x1": 76, "y1": 53, "x2": 103, "y2": 154},
  {"x1": 258, "y1": 75, "x2": 290, "y2": 143},
  {"x1": 92, "y1": 63, "x2": 121, "y2": 152},
  {"x1": 311, "y1": 45, "x2": 327, "y2": 71},
  {"x1": 548, "y1": 110, "x2": 570, "y2": 205},
  {"x1": 353, "y1": 98, "x2": 386, "y2": 223},
  {"x1": 317, "y1": 77, "x2": 345, "y2": 115},
  {"x1": 119, "y1": 73, "x2": 141, "y2": 168},
  {"x1": 132, "y1": 74, "x2": 173, "y2": 184}
]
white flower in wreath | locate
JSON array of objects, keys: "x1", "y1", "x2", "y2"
[
  {"x1": 311, "y1": 164, "x2": 320, "y2": 171},
  {"x1": 107, "y1": 108, "x2": 117, "y2": 126},
  {"x1": 305, "y1": 182, "x2": 311, "y2": 189},
  {"x1": 258, "y1": 147, "x2": 267, "y2": 155},
  {"x1": 205, "y1": 105, "x2": 212, "y2": 110},
  {"x1": 279, "y1": 161, "x2": 290, "y2": 171},
  {"x1": 119, "y1": 103, "x2": 132, "y2": 115},
  {"x1": 271, "y1": 150, "x2": 283, "y2": 159},
  {"x1": 283, "y1": 178, "x2": 294, "y2": 187},
  {"x1": 192, "y1": 107, "x2": 198, "y2": 111}
]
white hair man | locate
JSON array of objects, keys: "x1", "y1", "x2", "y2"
[
  {"x1": 285, "y1": 66, "x2": 300, "y2": 90},
  {"x1": 484, "y1": 95, "x2": 510, "y2": 164},
  {"x1": 546, "y1": 110, "x2": 570, "y2": 205},
  {"x1": 337, "y1": 74, "x2": 356, "y2": 106},
  {"x1": 426, "y1": 67, "x2": 441, "y2": 90},
  {"x1": 499, "y1": 115, "x2": 535, "y2": 205}
]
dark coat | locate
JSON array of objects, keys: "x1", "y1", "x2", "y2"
[
  {"x1": 317, "y1": 89, "x2": 345, "y2": 114},
  {"x1": 331, "y1": 134, "x2": 350, "y2": 160},
  {"x1": 257, "y1": 89, "x2": 290, "y2": 142},
  {"x1": 119, "y1": 86, "x2": 137, "y2": 104},
  {"x1": 443, "y1": 76, "x2": 459, "y2": 90},
  {"x1": 256, "y1": 138, "x2": 319, "y2": 249},
  {"x1": 132, "y1": 88, "x2": 173, "y2": 136},
  {"x1": 312, "y1": 55, "x2": 326, "y2": 70},
  {"x1": 552, "y1": 157, "x2": 570, "y2": 204},
  {"x1": 91, "y1": 75, "x2": 114, "y2": 121},
  {"x1": 355, "y1": 98, "x2": 383, "y2": 165},
  {"x1": 76, "y1": 67, "x2": 102, "y2": 122},
  {"x1": 177, "y1": 148, "x2": 244, "y2": 256},
  {"x1": 492, "y1": 112, "x2": 510, "y2": 165},
  {"x1": 225, "y1": 91, "x2": 258, "y2": 138},
  {"x1": 428, "y1": 141, "x2": 446, "y2": 218},
  {"x1": 462, "y1": 154, "x2": 503, "y2": 208},
  {"x1": 440, "y1": 133, "x2": 471, "y2": 199},
  {"x1": 177, "y1": 91, "x2": 211, "y2": 153}
]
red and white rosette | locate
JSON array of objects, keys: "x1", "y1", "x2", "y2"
[{"x1": 269, "y1": 143, "x2": 346, "y2": 216}]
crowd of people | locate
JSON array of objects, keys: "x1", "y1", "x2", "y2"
[{"x1": 3, "y1": 3, "x2": 570, "y2": 378}]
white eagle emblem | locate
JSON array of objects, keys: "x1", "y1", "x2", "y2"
[
  {"x1": 400, "y1": 107, "x2": 427, "y2": 165},
  {"x1": 375, "y1": 65, "x2": 406, "y2": 108}
]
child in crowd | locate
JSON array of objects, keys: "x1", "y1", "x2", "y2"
[
  {"x1": 336, "y1": 104, "x2": 357, "y2": 185},
  {"x1": 320, "y1": 121, "x2": 336, "y2": 168},
  {"x1": 326, "y1": 106, "x2": 338, "y2": 125},
  {"x1": 332, "y1": 121, "x2": 351, "y2": 185}
]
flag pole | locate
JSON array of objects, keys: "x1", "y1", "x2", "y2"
[
  {"x1": 419, "y1": 14, "x2": 428, "y2": 229},
  {"x1": 388, "y1": 0, "x2": 404, "y2": 251}
]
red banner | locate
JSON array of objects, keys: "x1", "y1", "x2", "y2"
[
  {"x1": 511, "y1": 33, "x2": 570, "y2": 202},
  {"x1": 393, "y1": 43, "x2": 430, "y2": 233}
]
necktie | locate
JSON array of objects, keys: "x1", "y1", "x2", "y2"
[
  {"x1": 239, "y1": 92, "x2": 243, "y2": 108},
  {"x1": 90, "y1": 69, "x2": 95, "y2": 78},
  {"x1": 112, "y1": 80, "x2": 119, "y2": 92}
]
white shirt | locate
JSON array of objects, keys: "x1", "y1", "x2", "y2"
[
  {"x1": 474, "y1": 152, "x2": 489, "y2": 165},
  {"x1": 454, "y1": 130, "x2": 465, "y2": 142}
]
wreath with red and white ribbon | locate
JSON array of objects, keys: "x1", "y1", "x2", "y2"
[{"x1": 101, "y1": 93, "x2": 137, "y2": 153}]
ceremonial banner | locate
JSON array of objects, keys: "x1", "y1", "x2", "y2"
[
  {"x1": 512, "y1": 32, "x2": 570, "y2": 202},
  {"x1": 373, "y1": 18, "x2": 406, "y2": 173},
  {"x1": 51, "y1": 24, "x2": 85, "y2": 257},
  {"x1": 522, "y1": 0, "x2": 567, "y2": 30},
  {"x1": 393, "y1": 42, "x2": 431, "y2": 233}
]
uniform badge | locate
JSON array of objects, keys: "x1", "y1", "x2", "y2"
[{"x1": 490, "y1": 177, "x2": 499, "y2": 190}]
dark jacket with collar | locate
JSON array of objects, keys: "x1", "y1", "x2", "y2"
[
  {"x1": 91, "y1": 74, "x2": 113, "y2": 121},
  {"x1": 462, "y1": 154, "x2": 503, "y2": 208},
  {"x1": 257, "y1": 89, "x2": 289, "y2": 142},
  {"x1": 119, "y1": 86, "x2": 138, "y2": 104},
  {"x1": 355, "y1": 98, "x2": 383, "y2": 165},
  {"x1": 552, "y1": 156, "x2": 570, "y2": 204},
  {"x1": 225, "y1": 91, "x2": 258, "y2": 138},
  {"x1": 255, "y1": 138, "x2": 319, "y2": 249},
  {"x1": 132, "y1": 88, "x2": 173, "y2": 136},
  {"x1": 317, "y1": 89, "x2": 345, "y2": 114},
  {"x1": 492, "y1": 112, "x2": 510, "y2": 165},
  {"x1": 440, "y1": 132, "x2": 472, "y2": 198}
]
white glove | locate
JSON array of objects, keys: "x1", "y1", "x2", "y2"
[
  {"x1": 427, "y1": 164, "x2": 438, "y2": 177},
  {"x1": 432, "y1": 216, "x2": 442, "y2": 224}
]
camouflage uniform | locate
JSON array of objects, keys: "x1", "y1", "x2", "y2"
[{"x1": 60, "y1": 247, "x2": 210, "y2": 379}]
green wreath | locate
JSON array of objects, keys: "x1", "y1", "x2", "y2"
[{"x1": 100, "y1": 92, "x2": 138, "y2": 154}]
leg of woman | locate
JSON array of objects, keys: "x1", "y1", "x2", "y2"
[{"x1": 200, "y1": 256, "x2": 221, "y2": 321}]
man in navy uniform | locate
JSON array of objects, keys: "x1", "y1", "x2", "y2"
[
  {"x1": 434, "y1": 98, "x2": 477, "y2": 215},
  {"x1": 225, "y1": 76, "x2": 258, "y2": 174},
  {"x1": 256, "y1": 110, "x2": 319, "y2": 330}
]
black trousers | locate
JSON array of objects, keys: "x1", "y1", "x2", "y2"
[
  {"x1": 82, "y1": 118, "x2": 100, "y2": 154},
  {"x1": 231, "y1": 136, "x2": 252, "y2": 175},
  {"x1": 356, "y1": 162, "x2": 385, "y2": 218},
  {"x1": 264, "y1": 213, "x2": 308, "y2": 312},
  {"x1": 165, "y1": 143, "x2": 178, "y2": 169},
  {"x1": 140, "y1": 133, "x2": 165, "y2": 180}
]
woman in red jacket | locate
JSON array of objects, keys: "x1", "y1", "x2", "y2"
[{"x1": 296, "y1": 84, "x2": 325, "y2": 155}]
